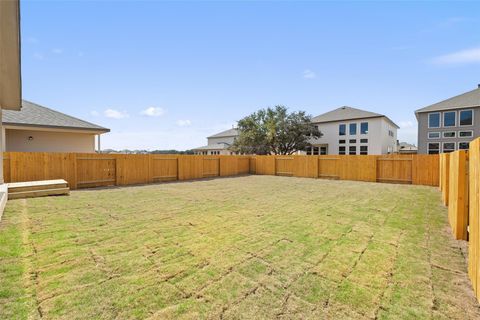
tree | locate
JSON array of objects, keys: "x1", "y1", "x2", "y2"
[{"x1": 232, "y1": 106, "x2": 322, "y2": 155}]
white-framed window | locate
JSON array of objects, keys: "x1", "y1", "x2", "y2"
[
  {"x1": 459, "y1": 109, "x2": 473, "y2": 126},
  {"x1": 349, "y1": 139, "x2": 356, "y2": 143},
  {"x1": 339, "y1": 124, "x2": 346, "y2": 136},
  {"x1": 305, "y1": 146, "x2": 312, "y2": 155},
  {"x1": 443, "y1": 111, "x2": 456, "y2": 127},
  {"x1": 360, "y1": 146, "x2": 368, "y2": 155},
  {"x1": 427, "y1": 142, "x2": 440, "y2": 154},
  {"x1": 349, "y1": 146, "x2": 356, "y2": 155},
  {"x1": 339, "y1": 146, "x2": 346, "y2": 155},
  {"x1": 320, "y1": 146, "x2": 327, "y2": 155},
  {"x1": 349, "y1": 123, "x2": 357, "y2": 135},
  {"x1": 360, "y1": 122, "x2": 368, "y2": 134},
  {"x1": 339, "y1": 139, "x2": 345, "y2": 144},
  {"x1": 443, "y1": 131, "x2": 456, "y2": 138},
  {"x1": 459, "y1": 130, "x2": 473, "y2": 138},
  {"x1": 428, "y1": 132, "x2": 440, "y2": 139},
  {"x1": 360, "y1": 138, "x2": 368, "y2": 143},
  {"x1": 443, "y1": 142, "x2": 455, "y2": 153},
  {"x1": 428, "y1": 112, "x2": 440, "y2": 128},
  {"x1": 313, "y1": 146, "x2": 319, "y2": 155},
  {"x1": 459, "y1": 142, "x2": 469, "y2": 150}
]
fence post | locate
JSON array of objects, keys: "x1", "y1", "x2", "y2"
[{"x1": 448, "y1": 150, "x2": 469, "y2": 240}]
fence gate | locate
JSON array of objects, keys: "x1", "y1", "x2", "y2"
[
  {"x1": 376, "y1": 157, "x2": 412, "y2": 184},
  {"x1": 152, "y1": 158, "x2": 178, "y2": 181},
  {"x1": 77, "y1": 157, "x2": 116, "y2": 188},
  {"x1": 203, "y1": 158, "x2": 220, "y2": 177},
  {"x1": 318, "y1": 157, "x2": 340, "y2": 179},
  {"x1": 275, "y1": 157, "x2": 294, "y2": 176}
]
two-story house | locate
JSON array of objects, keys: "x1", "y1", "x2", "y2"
[
  {"x1": 307, "y1": 106, "x2": 398, "y2": 155},
  {"x1": 193, "y1": 128, "x2": 238, "y2": 155},
  {"x1": 415, "y1": 85, "x2": 480, "y2": 154}
]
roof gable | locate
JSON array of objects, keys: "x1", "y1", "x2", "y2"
[
  {"x1": 2, "y1": 100, "x2": 110, "y2": 132},
  {"x1": 415, "y1": 87, "x2": 480, "y2": 114},
  {"x1": 312, "y1": 106, "x2": 398, "y2": 128},
  {"x1": 207, "y1": 128, "x2": 238, "y2": 138}
]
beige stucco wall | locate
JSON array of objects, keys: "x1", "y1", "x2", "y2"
[{"x1": 5, "y1": 128, "x2": 96, "y2": 152}]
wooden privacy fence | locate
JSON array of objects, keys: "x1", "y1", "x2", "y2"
[
  {"x1": 469, "y1": 139, "x2": 480, "y2": 301},
  {"x1": 3, "y1": 153, "x2": 251, "y2": 190},
  {"x1": 440, "y1": 137, "x2": 480, "y2": 302},
  {"x1": 3, "y1": 152, "x2": 439, "y2": 189},
  {"x1": 253, "y1": 154, "x2": 439, "y2": 186}
]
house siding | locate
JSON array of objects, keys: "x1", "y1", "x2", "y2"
[
  {"x1": 309, "y1": 117, "x2": 397, "y2": 155},
  {"x1": 5, "y1": 129, "x2": 96, "y2": 153},
  {"x1": 417, "y1": 106, "x2": 480, "y2": 154}
]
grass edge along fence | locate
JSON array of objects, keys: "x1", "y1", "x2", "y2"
[
  {"x1": 440, "y1": 137, "x2": 480, "y2": 303},
  {"x1": 3, "y1": 152, "x2": 439, "y2": 189}
]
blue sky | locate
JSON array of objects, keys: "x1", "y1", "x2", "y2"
[{"x1": 20, "y1": 1, "x2": 480, "y2": 150}]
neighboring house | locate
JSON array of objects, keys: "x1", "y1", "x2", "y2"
[
  {"x1": 307, "y1": 106, "x2": 399, "y2": 155},
  {"x1": 2, "y1": 100, "x2": 110, "y2": 153},
  {"x1": 193, "y1": 128, "x2": 238, "y2": 155},
  {"x1": 398, "y1": 142, "x2": 418, "y2": 154},
  {"x1": 415, "y1": 85, "x2": 480, "y2": 154}
]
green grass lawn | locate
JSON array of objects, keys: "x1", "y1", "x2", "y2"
[{"x1": 1, "y1": 175, "x2": 479, "y2": 319}]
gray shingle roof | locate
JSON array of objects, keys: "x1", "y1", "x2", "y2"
[
  {"x1": 415, "y1": 87, "x2": 480, "y2": 114},
  {"x1": 207, "y1": 128, "x2": 238, "y2": 138},
  {"x1": 192, "y1": 143, "x2": 231, "y2": 150},
  {"x1": 2, "y1": 100, "x2": 110, "y2": 132},
  {"x1": 312, "y1": 106, "x2": 399, "y2": 128}
]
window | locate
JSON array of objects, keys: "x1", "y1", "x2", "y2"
[
  {"x1": 459, "y1": 142, "x2": 469, "y2": 150},
  {"x1": 339, "y1": 124, "x2": 346, "y2": 136},
  {"x1": 459, "y1": 110, "x2": 473, "y2": 126},
  {"x1": 339, "y1": 139, "x2": 345, "y2": 144},
  {"x1": 388, "y1": 130, "x2": 394, "y2": 137},
  {"x1": 428, "y1": 132, "x2": 440, "y2": 139},
  {"x1": 305, "y1": 146, "x2": 312, "y2": 155},
  {"x1": 360, "y1": 138, "x2": 368, "y2": 143},
  {"x1": 339, "y1": 146, "x2": 346, "y2": 155},
  {"x1": 427, "y1": 143, "x2": 440, "y2": 154},
  {"x1": 349, "y1": 146, "x2": 356, "y2": 155},
  {"x1": 443, "y1": 142, "x2": 455, "y2": 153},
  {"x1": 428, "y1": 113, "x2": 440, "y2": 128},
  {"x1": 360, "y1": 122, "x2": 368, "y2": 134},
  {"x1": 459, "y1": 131, "x2": 473, "y2": 137},
  {"x1": 320, "y1": 146, "x2": 327, "y2": 155},
  {"x1": 349, "y1": 123, "x2": 357, "y2": 135},
  {"x1": 313, "y1": 146, "x2": 319, "y2": 155},
  {"x1": 443, "y1": 111, "x2": 456, "y2": 127},
  {"x1": 360, "y1": 146, "x2": 368, "y2": 155},
  {"x1": 443, "y1": 131, "x2": 456, "y2": 138},
  {"x1": 349, "y1": 139, "x2": 356, "y2": 143}
]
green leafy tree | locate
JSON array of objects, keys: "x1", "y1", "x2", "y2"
[{"x1": 232, "y1": 106, "x2": 322, "y2": 155}]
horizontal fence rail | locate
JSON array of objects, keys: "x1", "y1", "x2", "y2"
[{"x1": 3, "y1": 152, "x2": 439, "y2": 190}]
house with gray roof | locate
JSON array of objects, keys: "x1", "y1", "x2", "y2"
[
  {"x1": 2, "y1": 100, "x2": 109, "y2": 153},
  {"x1": 308, "y1": 106, "x2": 399, "y2": 155},
  {"x1": 415, "y1": 85, "x2": 480, "y2": 154},
  {"x1": 193, "y1": 128, "x2": 238, "y2": 155}
]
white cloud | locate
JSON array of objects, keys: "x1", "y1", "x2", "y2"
[
  {"x1": 104, "y1": 109, "x2": 129, "y2": 119},
  {"x1": 399, "y1": 121, "x2": 414, "y2": 128},
  {"x1": 302, "y1": 69, "x2": 316, "y2": 79},
  {"x1": 176, "y1": 119, "x2": 192, "y2": 127},
  {"x1": 90, "y1": 111, "x2": 100, "y2": 117},
  {"x1": 33, "y1": 52, "x2": 44, "y2": 60},
  {"x1": 52, "y1": 48, "x2": 63, "y2": 54},
  {"x1": 140, "y1": 107, "x2": 165, "y2": 117},
  {"x1": 26, "y1": 37, "x2": 39, "y2": 44},
  {"x1": 397, "y1": 120, "x2": 418, "y2": 145},
  {"x1": 432, "y1": 47, "x2": 480, "y2": 65}
]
